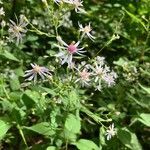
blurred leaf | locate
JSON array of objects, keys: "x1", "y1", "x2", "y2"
[
  {"x1": 99, "y1": 126, "x2": 106, "y2": 146},
  {"x1": 65, "y1": 114, "x2": 81, "y2": 134},
  {"x1": 22, "y1": 90, "x2": 39, "y2": 108},
  {"x1": 137, "y1": 113, "x2": 150, "y2": 127},
  {"x1": 75, "y1": 139, "x2": 99, "y2": 150},
  {"x1": 118, "y1": 128, "x2": 142, "y2": 150},
  {"x1": 46, "y1": 146, "x2": 57, "y2": 150},
  {"x1": 139, "y1": 84, "x2": 150, "y2": 95},
  {"x1": 63, "y1": 128, "x2": 77, "y2": 142},
  {"x1": 124, "y1": 9, "x2": 147, "y2": 31},
  {"x1": 0, "y1": 120, "x2": 11, "y2": 140},
  {"x1": 3, "y1": 50, "x2": 19, "y2": 62},
  {"x1": 10, "y1": 76, "x2": 20, "y2": 91},
  {"x1": 24, "y1": 122, "x2": 55, "y2": 136}
]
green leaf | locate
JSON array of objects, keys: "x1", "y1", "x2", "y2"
[
  {"x1": 10, "y1": 76, "x2": 20, "y2": 91},
  {"x1": 138, "y1": 113, "x2": 150, "y2": 127},
  {"x1": 65, "y1": 114, "x2": 81, "y2": 134},
  {"x1": 22, "y1": 90, "x2": 40, "y2": 108},
  {"x1": 0, "y1": 120, "x2": 11, "y2": 140},
  {"x1": 3, "y1": 50, "x2": 19, "y2": 62},
  {"x1": 118, "y1": 128, "x2": 142, "y2": 150},
  {"x1": 75, "y1": 139, "x2": 99, "y2": 150},
  {"x1": 63, "y1": 128, "x2": 77, "y2": 142},
  {"x1": 23, "y1": 122, "x2": 55, "y2": 136},
  {"x1": 46, "y1": 146, "x2": 57, "y2": 150},
  {"x1": 99, "y1": 127, "x2": 106, "y2": 146},
  {"x1": 139, "y1": 84, "x2": 150, "y2": 95},
  {"x1": 124, "y1": 9, "x2": 147, "y2": 31},
  {"x1": 41, "y1": 87, "x2": 56, "y2": 96}
]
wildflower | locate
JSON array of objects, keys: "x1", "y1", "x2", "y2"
[
  {"x1": 91, "y1": 56, "x2": 117, "y2": 91},
  {"x1": 8, "y1": 15, "x2": 28, "y2": 45},
  {"x1": 70, "y1": 0, "x2": 85, "y2": 13},
  {"x1": 103, "y1": 71, "x2": 117, "y2": 87},
  {"x1": 0, "y1": 7, "x2": 5, "y2": 16},
  {"x1": 105, "y1": 123, "x2": 116, "y2": 140},
  {"x1": 1, "y1": 20, "x2": 6, "y2": 27},
  {"x1": 24, "y1": 63, "x2": 52, "y2": 83},
  {"x1": 55, "y1": 36, "x2": 85, "y2": 66},
  {"x1": 79, "y1": 22, "x2": 95, "y2": 40},
  {"x1": 75, "y1": 68, "x2": 91, "y2": 87}
]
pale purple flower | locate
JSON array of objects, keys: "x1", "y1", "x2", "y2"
[
  {"x1": 75, "y1": 68, "x2": 91, "y2": 87},
  {"x1": 103, "y1": 71, "x2": 117, "y2": 87},
  {"x1": 91, "y1": 56, "x2": 117, "y2": 91},
  {"x1": 105, "y1": 123, "x2": 116, "y2": 140},
  {"x1": 24, "y1": 63, "x2": 51, "y2": 83},
  {"x1": 55, "y1": 36, "x2": 85, "y2": 66},
  {"x1": 79, "y1": 22, "x2": 95, "y2": 41},
  {"x1": 70, "y1": 0, "x2": 85, "y2": 13},
  {"x1": 8, "y1": 15, "x2": 28, "y2": 45}
]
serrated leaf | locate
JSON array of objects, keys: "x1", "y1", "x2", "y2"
[
  {"x1": 65, "y1": 114, "x2": 81, "y2": 134},
  {"x1": 0, "y1": 120, "x2": 11, "y2": 140},
  {"x1": 23, "y1": 122, "x2": 55, "y2": 136},
  {"x1": 75, "y1": 139, "x2": 99, "y2": 150}
]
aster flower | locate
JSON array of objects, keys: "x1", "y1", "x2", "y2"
[
  {"x1": 70, "y1": 0, "x2": 85, "y2": 13},
  {"x1": 105, "y1": 123, "x2": 116, "y2": 140},
  {"x1": 79, "y1": 22, "x2": 96, "y2": 41},
  {"x1": 0, "y1": 7, "x2": 5, "y2": 16},
  {"x1": 55, "y1": 36, "x2": 85, "y2": 66},
  {"x1": 24, "y1": 63, "x2": 52, "y2": 83},
  {"x1": 75, "y1": 68, "x2": 91, "y2": 87},
  {"x1": 8, "y1": 15, "x2": 28, "y2": 45},
  {"x1": 91, "y1": 56, "x2": 117, "y2": 91},
  {"x1": 75, "y1": 63, "x2": 91, "y2": 86},
  {"x1": 103, "y1": 71, "x2": 117, "y2": 87}
]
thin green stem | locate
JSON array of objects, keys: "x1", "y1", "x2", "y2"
[{"x1": 17, "y1": 124, "x2": 29, "y2": 149}]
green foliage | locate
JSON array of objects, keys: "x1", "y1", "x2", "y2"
[{"x1": 0, "y1": 0, "x2": 150, "y2": 149}]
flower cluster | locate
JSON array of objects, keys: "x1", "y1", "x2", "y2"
[
  {"x1": 74, "y1": 56, "x2": 117, "y2": 90},
  {"x1": 53, "y1": 0, "x2": 85, "y2": 13}
]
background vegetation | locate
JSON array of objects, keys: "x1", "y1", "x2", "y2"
[{"x1": 0, "y1": 0, "x2": 150, "y2": 149}]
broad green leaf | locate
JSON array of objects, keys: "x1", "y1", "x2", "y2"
[
  {"x1": 22, "y1": 90, "x2": 40, "y2": 108},
  {"x1": 118, "y1": 128, "x2": 142, "y2": 150},
  {"x1": 63, "y1": 128, "x2": 77, "y2": 142},
  {"x1": 139, "y1": 84, "x2": 150, "y2": 95},
  {"x1": 10, "y1": 76, "x2": 20, "y2": 91},
  {"x1": 65, "y1": 114, "x2": 81, "y2": 134},
  {"x1": 3, "y1": 50, "x2": 19, "y2": 62},
  {"x1": 138, "y1": 113, "x2": 150, "y2": 127},
  {"x1": 23, "y1": 122, "x2": 55, "y2": 136},
  {"x1": 0, "y1": 120, "x2": 11, "y2": 140},
  {"x1": 75, "y1": 139, "x2": 99, "y2": 150}
]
